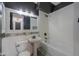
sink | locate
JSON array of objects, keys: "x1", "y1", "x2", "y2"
[
  {"x1": 28, "y1": 37, "x2": 41, "y2": 43},
  {"x1": 28, "y1": 36, "x2": 41, "y2": 56}
]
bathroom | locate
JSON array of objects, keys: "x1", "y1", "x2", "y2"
[
  {"x1": 0, "y1": 2, "x2": 79, "y2": 56},
  {"x1": 0, "y1": 2, "x2": 48, "y2": 56}
]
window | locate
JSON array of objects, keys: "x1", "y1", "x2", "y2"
[
  {"x1": 10, "y1": 12, "x2": 30, "y2": 30},
  {"x1": 30, "y1": 17, "x2": 38, "y2": 32},
  {"x1": 15, "y1": 22, "x2": 21, "y2": 30},
  {"x1": 23, "y1": 16, "x2": 30, "y2": 30},
  {"x1": 10, "y1": 12, "x2": 13, "y2": 30}
]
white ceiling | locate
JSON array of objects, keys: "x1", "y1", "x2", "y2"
[{"x1": 51, "y1": 2, "x2": 60, "y2": 6}]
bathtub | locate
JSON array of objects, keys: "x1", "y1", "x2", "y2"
[{"x1": 40, "y1": 41, "x2": 68, "y2": 56}]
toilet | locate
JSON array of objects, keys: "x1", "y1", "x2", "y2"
[
  {"x1": 18, "y1": 51, "x2": 31, "y2": 56},
  {"x1": 16, "y1": 40, "x2": 33, "y2": 56}
]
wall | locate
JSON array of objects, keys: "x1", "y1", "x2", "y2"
[
  {"x1": 2, "y1": 7, "x2": 39, "y2": 55},
  {"x1": 5, "y1": 7, "x2": 38, "y2": 34},
  {"x1": 48, "y1": 4, "x2": 74, "y2": 56},
  {"x1": 5, "y1": 7, "x2": 28, "y2": 33},
  {"x1": 0, "y1": 3, "x2": 2, "y2": 54},
  {"x1": 73, "y1": 3, "x2": 79, "y2": 56},
  {"x1": 38, "y1": 10, "x2": 48, "y2": 41},
  {"x1": 0, "y1": 3, "x2": 5, "y2": 54},
  {"x1": 2, "y1": 35, "x2": 27, "y2": 56},
  {"x1": 2, "y1": 3, "x2": 5, "y2": 33}
]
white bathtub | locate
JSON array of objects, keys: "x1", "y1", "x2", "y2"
[{"x1": 41, "y1": 41, "x2": 67, "y2": 56}]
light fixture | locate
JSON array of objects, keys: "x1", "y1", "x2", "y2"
[
  {"x1": 29, "y1": 11, "x2": 34, "y2": 16},
  {"x1": 17, "y1": 9, "x2": 37, "y2": 17},
  {"x1": 17, "y1": 9, "x2": 23, "y2": 15}
]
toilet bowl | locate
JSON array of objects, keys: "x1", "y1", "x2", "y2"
[
  {"x1": 18, "y1": 51, "x2": 30, "y2": 56},
  {"x1": 16, "y1": 40, "x2": 33, "y2": 56}
]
